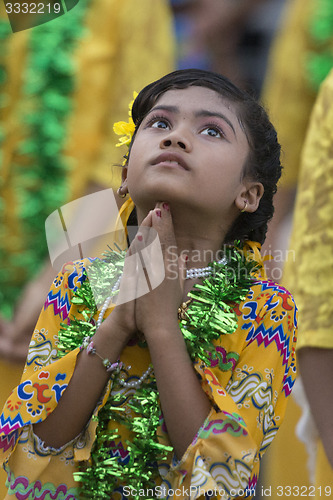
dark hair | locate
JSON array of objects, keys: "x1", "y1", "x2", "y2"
[{"x1": 129, "y1": 69, "x2": 282, "y2": 245}]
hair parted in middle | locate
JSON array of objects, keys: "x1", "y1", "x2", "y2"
[{"x1": 127, "y1": 69, "x2": 282, "y2": 245}]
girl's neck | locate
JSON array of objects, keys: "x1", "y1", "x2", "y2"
[{"x1": 136, "y1": 203, "x2": 229, "y2": 269}]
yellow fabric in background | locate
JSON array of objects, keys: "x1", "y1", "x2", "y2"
[
  {"x1": 315, "y1": 441, "x2": 333, "y2": 490},
  {"x1": 283, "y1": 69, "x2": 333, "y2": 350},
  {"x1": 1, "y1": 0, "x2": 175, "y2": 255}
]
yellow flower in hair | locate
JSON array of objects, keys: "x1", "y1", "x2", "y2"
[{"x1": 113, "y1": 91, "x2": 138, "y2": 149}]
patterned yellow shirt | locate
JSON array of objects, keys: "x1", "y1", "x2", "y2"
[{"x1": 0, "y1": 260, "x2": 297, "y2": 499}]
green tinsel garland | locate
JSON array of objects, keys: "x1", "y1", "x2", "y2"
[
  {"x1": 0, "y1": 20, "x2": 13, "y2": 319},
  {"x1": 58, "y1": 246, "x2": 258, "y2": 499},
  {"x1": 0, "y1": 2, "x2": 90, "y2": 318},
  {"x1": 306, "y1": 0, "x2": 333, "y2": 90}
]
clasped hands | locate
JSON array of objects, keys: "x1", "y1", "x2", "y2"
[{"x1": 103, "y1": 202, "x2": 187, "y2": 346}]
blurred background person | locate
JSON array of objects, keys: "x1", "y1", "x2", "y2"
[
  {"x1": 171, "y1": 0, "x2": 286, "y2": 96},
  {"x1": 289, "y1": 66, "x2": 333, "y2": 494},
  {"x1": 278, "y1": 67, "x2": 333, "y2": 497},
  {"x1": 260, "y1": 0, "x2": 333, "y2": 495}
]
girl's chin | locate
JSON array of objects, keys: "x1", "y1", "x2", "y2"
[
  {"x1": 130, "y1": 191, "x2": 172, "y2": 208},
  {"x1": 131, "y1": 183, "x2": 188, "y2": 203},
  {"x1": 133, "y1": 194, "x2": 187, "y2": 212}
]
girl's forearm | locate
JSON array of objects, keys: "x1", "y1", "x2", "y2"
[
  {"x1": 33, "y1": 318, "x2": 212, "y2": 458},
  {"x1": 33, "y1": 322, "x2": 128, "y2": 449},
  {"x1": 145, "y1": 322, "x2": 212, "y2": 459}
]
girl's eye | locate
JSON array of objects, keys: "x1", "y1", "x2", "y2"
[
  {"x1": 201, "y1": 126, "x2": 222, "y2": 138},
  {"x1": 150, "y1": 119, "x2": 170, "y2": 130}
]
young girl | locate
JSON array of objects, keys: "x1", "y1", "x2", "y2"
[{"x1": 0, "y1": 69, "x2": 297, "y2": 499}]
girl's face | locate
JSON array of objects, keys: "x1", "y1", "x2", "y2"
[{"x1": 125, "y1": 86, "x2": 252, "y2": 224}]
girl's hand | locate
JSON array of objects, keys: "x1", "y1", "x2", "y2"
[
  {"x1": 98, "y1": 241, "x2": 140, "y2": 346},
  {"x1": 134, "y1": 202, "x2": 186, "y2": 338},
  {"x1": 99, "y1": 202, "x2": 186, "y2": 344}
]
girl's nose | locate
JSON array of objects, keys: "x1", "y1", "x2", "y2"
[{"x1": 160, "y1": 129, "x2": 192, "y2": 152}]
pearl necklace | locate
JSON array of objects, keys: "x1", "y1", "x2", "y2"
[
  {"x1": 185, "y1": 256, "x2": 227, "y2": 279},
  {"x1": 96, "y1": 256, "x2": 227, "y2": 389},
  {"x1": 118, "y1": 365, "x2": 153, "y2": 389}
]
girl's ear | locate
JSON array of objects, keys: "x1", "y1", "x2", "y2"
[
  {"x1": 117, "y1": 167, "x2": 129, "y2": 198},
  {"x1": 235, "y1": 182, "x2": 264, "y2": 213},
  {"x1": 122, "y1": 166, "x2": 128, "y2": 184},
  {"x1": 121, "y1": 166, "x2": 129, "y2": 192}
]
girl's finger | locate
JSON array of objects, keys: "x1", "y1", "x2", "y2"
[
  {"x1": 152, "y1": 202, "x2": 175, "y2": 238},
  {"x1": 119, "y1": 216, "x2": 155, "y2": 305},
  {"x1": 127, "y1": 211, "x2": 152, "y2": 256},
  {"x1": 124, "y1": 213, "x2": 163, "y2": 297},
  {"x1": 140, "y1": 210, "x2": 153, "y2": 228},
  {"x1": 153, "y1": 202, "x2": 171, "y2": 225}
]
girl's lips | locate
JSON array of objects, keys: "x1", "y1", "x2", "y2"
[{"x1": 152, "y1": 152, "x2": 189, "y2": 170}]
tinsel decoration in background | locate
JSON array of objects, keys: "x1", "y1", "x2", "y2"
[
  {"x1": 0, "y1": 18, "x2": 14, "y2": 318},
  {"x1": 0, "y1": 1, "x2": 90, "y2": 318},
  {"x1": 306, "y1": 0, "x2": 333, "y2": 90},
  {"x1": 58, "y1": 245, "x2": 258, "y2": 499}
]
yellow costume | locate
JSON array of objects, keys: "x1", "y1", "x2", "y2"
[{"x1": 0, "y1": 257, "x2": 297, "y2": 499}]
